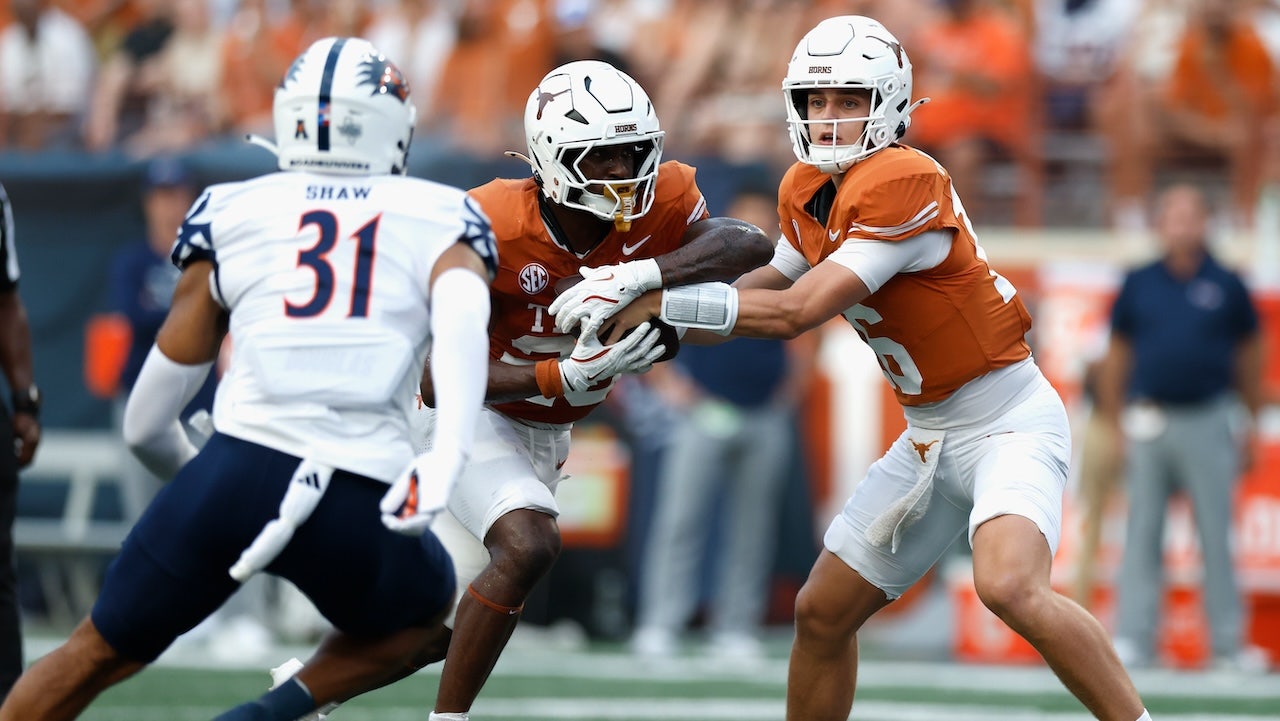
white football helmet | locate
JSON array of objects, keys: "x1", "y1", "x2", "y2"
[
  {"x1": 784, "y1": 16, "x2": 926, "y2": 173},
  {"x1": 516, "y1": 60, "x2": 664, "y2": 230},
  {"x1": 270, "y1": 37, "x2": 416, "y2": 176}
]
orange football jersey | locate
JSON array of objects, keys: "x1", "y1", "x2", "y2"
[
  {"x1": 476, "y1": 161, "x2": 709, "y2": 424},
  {"x1": 777, "y1": 145, "x2": 1032, "y2": 406}
]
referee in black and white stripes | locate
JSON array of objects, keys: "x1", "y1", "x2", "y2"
[{"x1": 0, "y1": 182, "x2": 41, "y2": 702}]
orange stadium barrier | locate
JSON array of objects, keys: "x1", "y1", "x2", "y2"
[{"x1": 555, "y1": 424, "x2": 631, "y2": 549}]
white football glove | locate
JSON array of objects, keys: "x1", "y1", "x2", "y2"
[
  {"x1": 549, "y1": 259, "x2": 662, "y2": 338},
  {"x1": 559, "y1": 321, "x2": 665, "y2": 392},
  {"x1": 379, "y1": 446, "x2": 466, "y2": 536}
]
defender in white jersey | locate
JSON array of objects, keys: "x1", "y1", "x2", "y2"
[{"x1": 0, "y1": 37, "x2": 498, "y2": 721}]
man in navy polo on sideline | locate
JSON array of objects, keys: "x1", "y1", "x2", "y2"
[{"x1": 1094, "y1": 183, "x2": 1267, "y2": 672}]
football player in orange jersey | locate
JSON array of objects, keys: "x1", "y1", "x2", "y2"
[
  {"x1": 392, "y1": 59, "x2": 772, "y2": 721},
  {"x1": 267, "y1": 60, "x2": 774, "y2": 721},
  {"x1": 598, "y1": 16, "x2": 1153, "y2": 721}
]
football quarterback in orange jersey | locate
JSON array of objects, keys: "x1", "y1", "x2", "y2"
[{"x1": 604, "y1": 16, "x2": 1152, "y2": 721}]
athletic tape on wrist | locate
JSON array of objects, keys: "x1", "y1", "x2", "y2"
[{"x1": 659, "y1": 282, "x2": 738, "y2": 335}]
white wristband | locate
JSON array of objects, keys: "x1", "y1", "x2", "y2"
[{"x1": 660, "y1": 282, "x2": 739, "y2": 335}]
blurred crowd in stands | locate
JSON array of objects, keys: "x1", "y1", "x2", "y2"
[{"x1": 1, "y1": 0, "x2": 1279, "y2": 230}]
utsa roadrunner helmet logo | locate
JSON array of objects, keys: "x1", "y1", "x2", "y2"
[
  {"x1": 271, "y1": 37, "x2": 417, "y2": 176},
  {"x1": 909, "y1": 438, "x2": 939, "y2": 463},
  {"x1": 280, "y1": 54, "x2": 305, "y2": 89},
  {"x1": 358, "y1": 56, "x2": 410, "y2": 102}
]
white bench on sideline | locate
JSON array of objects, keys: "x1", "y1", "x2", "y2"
[{"x1": 14, "y1": 430, "x2": 130, "y2": 625}]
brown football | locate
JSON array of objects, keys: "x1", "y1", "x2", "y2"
[{"x1": 554, "y1": 273, "x2": 680, "y2": 362}]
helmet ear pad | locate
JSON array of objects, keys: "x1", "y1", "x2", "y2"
[{"x1": 273, "y1": 36, "x2": 417, "y2": 176}]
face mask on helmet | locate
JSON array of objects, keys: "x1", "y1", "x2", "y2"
[
  {"x1": 258, "y1": 36, "x2": 417, "y2": 176},
  {"x1": 783, "y1": 16, "x2": 928, "y2": 174},
  {"x1": 510, "y1": 60, "x2": 665, "y2": 231}
]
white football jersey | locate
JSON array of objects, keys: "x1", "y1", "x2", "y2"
[{"x1": 173, "y1": 171, "x2": 497, "y2": 482}]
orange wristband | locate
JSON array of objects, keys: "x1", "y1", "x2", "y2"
[{"x1": 535, "y1": 359, "x2": 565, "y2": 398}]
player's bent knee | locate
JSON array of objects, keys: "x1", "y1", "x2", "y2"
[
  {"x1": 793, "y1": 585, "x2": 858, "y2": 641},
  {"x1": 72, "y1": 619, "x2": 129, "y2": 666},
  {"x1": 489, "y1": 534, "x2": 560, "y2": 585},
  {"x1": 57, "y1": 618, "x2": 146, "y2": 691},
  {"x1": 974, "y1": 572, "x2": 1046, "y2": 622},
  {"x1": 486, "y1": 514, "x2": 562, "y2": 582}
]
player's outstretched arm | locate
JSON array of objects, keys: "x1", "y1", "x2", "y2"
[
  {"x1": 550, "y1": 217, "x2": 774, "y2": 337},
  {"x1": 609, "y1": 260, "x2": 869, "y2": 344},
  {"x1": 654, "y1": 216, "x2": 777, "y2": 286},
  {"x1": 605, "y1": 262, "x2": 796, "y2": 346},
  {"x1": 122, "y1": 261, "x2": 225, "y2": 480},
  {"x1": 383, "y1": 242, "x2": 492, "y2": 535}
]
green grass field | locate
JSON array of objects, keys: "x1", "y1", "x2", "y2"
[{"x1": 33, "y1": 634, "x2": 1279, "y2": 721}]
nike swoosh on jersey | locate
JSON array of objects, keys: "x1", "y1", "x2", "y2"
[
  {"x1": 828, "y1": 229, "x2": 841, "y2": 243},
  {"x1": 621, "y1": 235, "x2": 653, "y2": 256}
]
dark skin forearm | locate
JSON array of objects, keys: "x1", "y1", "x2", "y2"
[
  {"x1": 0, "y1": 291, "x2": 35, "y2": 400},
  {"x1": 653, "y1": 217, "x2": 774, "y2": 286},
  {"x1": 420, "y1": 358, "x2": 541, "y2": 407},
  {"x1": 0, "y1": 290, "x2": 39, "y2": 467}
]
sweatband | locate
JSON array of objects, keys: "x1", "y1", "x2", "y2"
[{"x1": 535, "y1": 358, "x2": 564, "y2": 398}]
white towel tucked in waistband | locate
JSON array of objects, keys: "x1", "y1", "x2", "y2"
[{"x1": 865, "y1": 428, "x2": 945, "y2": 554}]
